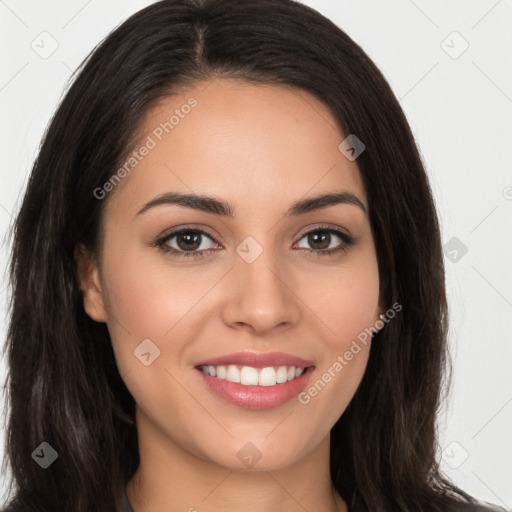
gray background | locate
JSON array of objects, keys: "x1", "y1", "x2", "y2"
[{"x1": 1, "y1": 0, "x2": 511, "y2": 507}]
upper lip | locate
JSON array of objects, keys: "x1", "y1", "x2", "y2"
[{"x1": 195, "y1": 351, "x2": 315, "y2": 369}]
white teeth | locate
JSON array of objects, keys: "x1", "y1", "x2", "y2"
[
  {"x1": 240, "y1": 366, "x2": 259, "y2": 385},
  {"x1": 276, "y1": 366, "x2": 288, "y2": 383},
  {"x1": 200, "y1": 364, "x2": 307, "y2": 387},
  {"x1": 226, "y1": 365, "x2": 241, "y2": 383},
  {"x1": 259, "y1": 367, "x2": 277, "y2": 386}
]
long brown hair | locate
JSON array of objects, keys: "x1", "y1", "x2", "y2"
[{"x1": 2, "y1": 0, "x2": 476, "y2": 510}]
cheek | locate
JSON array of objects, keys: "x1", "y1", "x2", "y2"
[
  {"x1": 306, "y1": 347, "x2": 370, "y2": 438},
  {"x1": 309, "y1": 253, "x2": 380, "y2": 347},
  {"x1": 101, "y1": 244, "x2": 207, "y2": 338},
  {"x1": 300, "y1": 251, "x2": 378, "y2": 407}
]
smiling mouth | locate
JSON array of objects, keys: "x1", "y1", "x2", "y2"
[{"x1": 198, "y1": 364, "x2": 309, "y2": 387}]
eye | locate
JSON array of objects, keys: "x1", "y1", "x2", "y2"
[
  {"x1": 154, "y1": 223, "x2": 354, "y2": 260},
  {"x1": 155, "y1": 225, "x2": 220, "y2": 260},
  {"x1": 294, "y1": 225, "x2": 354, "y2": 257}
]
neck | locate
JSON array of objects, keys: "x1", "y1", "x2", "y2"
[{"x1": 126, "y1": 408, "x2": 347, "y2": 512}]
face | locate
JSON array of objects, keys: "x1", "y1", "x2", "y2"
[{"x1": 78, "y1": 78, "x2": 383, "y2": 473}]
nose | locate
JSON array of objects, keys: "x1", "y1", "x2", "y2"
[{"x1": 221, "y1": 244, "x2": 301, "y2": 336}]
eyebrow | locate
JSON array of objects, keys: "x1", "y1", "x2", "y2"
[{"x1": 135, "y1": 190, "x2": 368, "y2": 218}]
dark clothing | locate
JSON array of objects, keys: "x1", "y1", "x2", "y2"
[
  {"x1": 119, "y1": 485, "x2": 510, "y2": 512},
  {"x1": 2, "y1": 485, "x2": 509, "y2": 511}
]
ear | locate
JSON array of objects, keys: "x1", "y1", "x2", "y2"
[
  {"x1": 75, "y1": 244, "x2": 108, "y2": 323},
  {"x1": 374, "y1": 302, "x2": 387, "y2": 332}
]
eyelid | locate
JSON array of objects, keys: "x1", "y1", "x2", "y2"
[
  {"x1": 156, "y1": 223, "x2": 220, "y2": 244},
  {"x1": 295, "y1": 222, "x2": 352, "y2": 240},
  {"x1": 153, "y1": 222, "x2": 356, "y2": 262},
  {"x1": 155, "y1": 223, "x2": 353, "y2": 248}
]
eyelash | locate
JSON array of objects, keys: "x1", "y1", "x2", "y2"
[{"x1": 154, "y1": 224, "x2": 354, "y2": 261}]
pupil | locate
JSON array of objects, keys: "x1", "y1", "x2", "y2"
[
  {"x1": 309, "y1": 231, "x2": 330, "y2": 250},
  {"x1": 178, "y1": 232, "x2": 200, "y2": 251},
  {"x1": 175, "y1": 231, "x2": 331, "y2": 252}
]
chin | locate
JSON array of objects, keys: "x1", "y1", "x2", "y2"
[{"x1": 198, "y1": 432, "x2": 314, "y2": 472}]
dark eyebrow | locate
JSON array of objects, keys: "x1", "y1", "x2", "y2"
[{"x1": 135, "y1": 190, "x2": 367, "y2": 218}]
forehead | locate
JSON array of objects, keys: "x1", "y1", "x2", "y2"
[{"x1": 106, "y1": 78, "x2": 367, "y2": 218}]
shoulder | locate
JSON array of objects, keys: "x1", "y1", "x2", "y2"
[
  {"x1": 1, "y1": 502, "x2": 39, "y2": 512},
  {"x1": 450, "y1": 497, "x2": 511, "y2": 512},
  {"x1": 350, "y1": 488, "x2": 510, "y2": 512},
  {"x1": 1, "y1": 504, "x2": 29, "y2": 512}
]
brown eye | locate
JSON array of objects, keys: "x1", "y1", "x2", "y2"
[
  {"x1": 155, "y1": 224, "x2": 354, "y2": 260},
  {"x1": 294, "y1": 226, "x2": 354, "y2": 256},
  {"x1": 156, "y1": 227, "x2": 220, "y2": 259}
]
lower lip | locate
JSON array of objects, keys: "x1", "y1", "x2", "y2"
[{"x1": 196, "y1": 367, "x2": 314, "y2": 410}]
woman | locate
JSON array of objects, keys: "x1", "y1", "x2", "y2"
[{"x1": 1, "y1": 1, "x2": 508, "y2": 511}]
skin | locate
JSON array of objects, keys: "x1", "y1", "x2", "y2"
[{"x1": 78, "y1": 78, "x2": 384, "y2": 512}]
